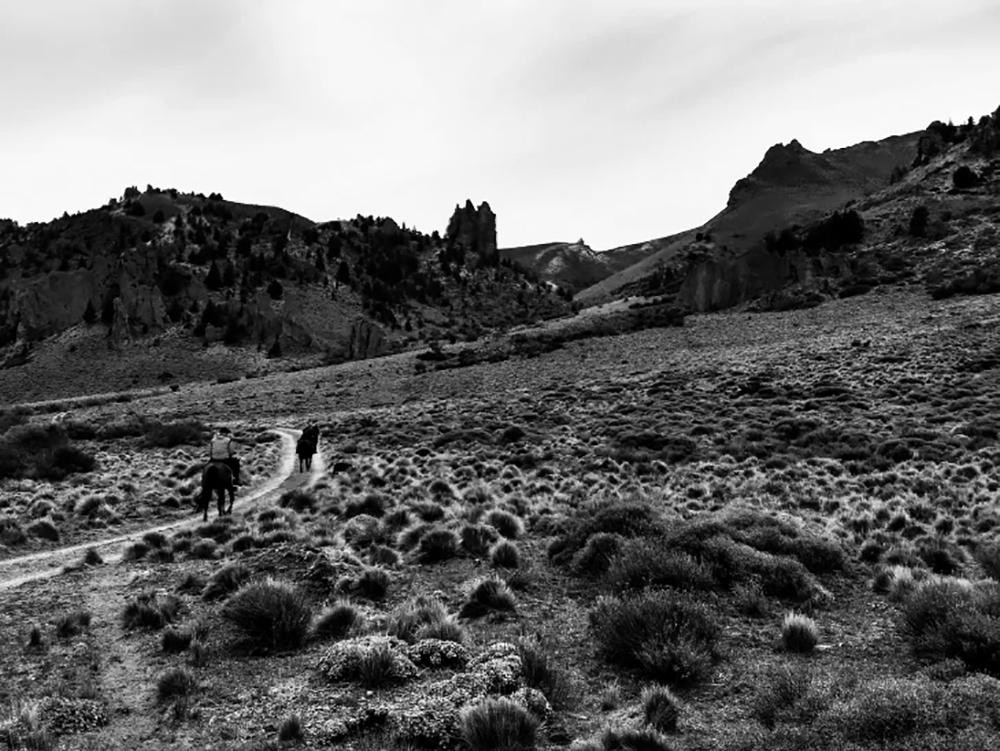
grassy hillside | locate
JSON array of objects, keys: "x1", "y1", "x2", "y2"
[{"x1": 5, "y1": 286, "x2": 1000, "y2": 748}]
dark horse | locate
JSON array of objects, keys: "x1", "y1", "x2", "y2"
[
  {"x1": 297, "y1": 425, "x2": 320, "y2": 473},
  {"x1": 198, "y1": 461, "x2": 235, "y2": 522}
]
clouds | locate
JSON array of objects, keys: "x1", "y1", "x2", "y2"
[{"x1": 1, "y1": 0, "x2": 998, "y2": 247}]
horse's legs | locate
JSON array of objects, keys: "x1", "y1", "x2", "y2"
[
  {"x1": 201, "y1": 490, "x2": 209, "y2": 523},
  {"x1": 227, "y1": 484, "x2": 235, "y2": 515},
  {"x1": 216, "y1": 487, "x2": 226, "y2": 518}
]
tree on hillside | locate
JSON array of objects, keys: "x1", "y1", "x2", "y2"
[
  {"x1": 205, "y1": 261, "x2": 223, "y2": 291},
  {"x1": 909, "y1": 205, "x2": 929, "y2": 237},
  {"x1": 335, "y1": 260, "x2": 351, "y2": 288},
  {"x1": 82, "y1": 300, "x2": 97, "y2": 325},
  {"x1": 953, "y1": 166, "x2": 980, "y2": 190},
  {"x1": 267, "y1": 279, "x2": 284, "y2": 300}
]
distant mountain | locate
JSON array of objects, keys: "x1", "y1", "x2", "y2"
[
  {"x1": 498, "y1": 240, "x2": 648, "y2": 293},
  {"x1": 0, "y1": 190, "x2": 570, "y2": 400},
  {"x1": 577, "y1": 130, "x2": 922, "y2": 304},
  {"x1": 581, "y1": 106, "x2": 1000, "y2": 313}
]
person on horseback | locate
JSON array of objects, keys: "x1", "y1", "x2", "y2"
[{"x1": 208, "y1": 427, "x2": 241, "y2": 486}]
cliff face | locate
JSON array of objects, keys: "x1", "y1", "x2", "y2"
[
  {"x1": 446, "y1": 200, "x2": 498, "y2": 265},
  {"x1": 676, "y1": 247, "x2": 838, "y2": 312}
]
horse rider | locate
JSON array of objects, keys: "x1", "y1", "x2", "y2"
[{"x1": 208, "y1": 426, "x2": 242, "y2": 486}]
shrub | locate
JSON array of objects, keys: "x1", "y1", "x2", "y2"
[
  {"x1": 143, "y1": 420, "x2": 208, "y2": 448},
  {"x1": 356, "y1": 566, "x2": 390, "y2": 600},
  {"x1": 953, "y1": 165, "x2": 980, "y2": 189},
  {"x1": 548, "y1": 500, "x2": 662, "y2": 565},
  {"x1": 416, "y1": 617, "x2": 467, "y2": 644},
  {"x1": 517, "y1": 636, "x2": 574, "y2": 709},
  {"x1": 490, "y1": 540, "x2": 521, "y2": 569},
  {"x1": 0, "y1": 515, "x2": 26, "y2": 546},
  {"x1": 606, "y1": 539, "x2": 714, "y2": 591},
  {"x1": 459, "y1": 697, "x2": 538, "y2": 751},
  {"x1": 902, "y1": 578, "x2": 1000, "y2": 674},
  {"x1": 122, "y1": 541, "x2": 150, "y2": 561},
  {"x1": 418, "y1": 527, "x2": 460, "y2": 563},
  {"x1": 277, "y1": 714, "x2": 303, "y2": 743},
  {"x1": 162, "y1": 627, "x2": 193, "y2": 653},
  {"x1": 156, "y1": 667, "x2": 196, "y2": 703},
  {"x1": 570, "y1": 533, "x2": 623, "y2": 578},
  {"x1": 486, "y1": 510, "x2": 523, "y2": 540},
  {"x1": 757, "y1": 556, "x2": 818, "y2": 602},
  {"x1": 121, "y1": 593, "x2": 180, "y2": 630},
  {"x1": 317, "y1": 636, "x2": 418, "y2": 687},
  {"x1": 344, "y1": 493, "x2": 386, "y2": 518},
  {"x1": 751, "y1": 664, "x2": 818, "y2": 730},
  {"x1": 368, "y1": 544, "x2": 401, "y2": 567},
  {"x1": 975, "y1": 543, "x2": 1000, "y2": 581},
  {"x1": 222, "y1": 578, "x2": 312, "y2": 652},
  {"x1": 313, "y1": 601, "x2": 361, "y2": 641},
  {"x1": 202, "y1": 563, "x2": 250, "y2": 600},
  {"x1": 642, "y1": 684, "x2": 681, "y2": 733},
  {"x1": 733, "y1": 582, "x2": 770, "y2": 617},
  {"x1": 189, "y1": 538, "x2": 218, "y2": 559},
  {"x1": 459, "y1": 577, "x2": 517, "y2": 619},
  {"x1": 462, "y1": 523, "x2": 498, "y2": 556},
  {"x1": 781, "y1": 612, "x2": 819, "y2": 653},
  {"x1": 589, "y1": 591, "x2": 719, "y2": 686},
  {"x1": 598, "y1": 726, "x2": 673, "y2": 751},
  {"x1": 388, "y1": 596, "x2": 450, "y2": 642},
  {"x1": 26, "y1": 519, "x2": 59, "y2": 542},
  {"x1": 55, "y1": 610, "x2": 92, "y2": 638},
  {"x1": 27, "y1": 623, "x2": 43, "y2": 649},
  {"x1": 279, "y1": 489, "x2": 316, "y2": 513}
]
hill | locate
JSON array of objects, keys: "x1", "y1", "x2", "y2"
[
  {"x1": 577, "y1": 108, "x2": 1000, "y2": 313},
  {"x1": 576, "y1": 130, "x2": 922, "y2": 304},
  {"x1": 499, "y1": 241, "x2": 650, "y2": 294},
  {"x1": 0, "y1": 191, "x2": 571, "y2": 400}
]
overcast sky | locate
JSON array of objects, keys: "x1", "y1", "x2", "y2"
[{"x1": 2, "y1": 0, "x2": 998, "y2": 249}]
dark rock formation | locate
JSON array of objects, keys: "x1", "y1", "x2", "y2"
[{"x1": 446, "y1": 200, "x2": 497, "y2": 265}]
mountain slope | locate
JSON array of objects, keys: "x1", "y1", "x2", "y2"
[
  {"x1": 577, "y1": 131, "x2": 921, "y2": 304},
  {"x1": 498, "y1": 240, "x2": 649, "y2": 292}
]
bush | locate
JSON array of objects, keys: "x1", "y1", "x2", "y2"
[
  {"x1": 277, "y1": 714, "x2": 303, "y2": 743},
  {"x1": 781, "y1": 612, "x2": 819, "y2": 653},
  {"x1": 387, "y1": 596, "x2": 450, "y2": 643},
  {"x1": 222, "y1": 578, "x2": 312, "y2": 652},
  {"x1": 642, "y1": 684, "x2": 681, "y2": 732},
  {"x1": 162, "y1": 627, "x2": 193, "y2": 653},
  {"x1": 459, "y1": 577, "x2": 517, "y2": 619},
  {"x1": 313, "y1": 601, "x2": 361, "y2": 641},
  {"x1": 975, "y1": 543, "x2": 1000, "y2": 581},
  {"x1": 462, "y1": 523, "x2": 499, "y2": 556},
  {"x1": 598, "y1": 726, "x2": 673, "y2": 751},
  {"x1": 490, "y1": 540, "x2": 521, "y2": 569},
  {"x1": 279, "y1": 489, "x2": 316, "y2": 513},
  {"x1": 121, "y1": 593, "x2": 180, "y2": 630},
  {"x1": 418, "y1": 527, "x2": 460, "y2": 563},
  {"x1": 156, "y1": 667, "x2": 196, "y2": 703},
  {"x1": 26, "y1": 519, "x2": 60, "y2": 542},
  {"x1": 55, "y1": 610, "x2": 92, "y2": 638},
  {"x1": 589, "y1": 591, "x2": 719, "y2": 686},
  {"x1": 517, "y1": 636, "x2": 574, "y2": 709},
  {"x1": 143, "y1": 420, "x2": 208, "y2": 448},
  {"x1": 189, "y1": 538, "x2": 218, "y2": 559},
  {"x1": 344, "y1": 493, "x2": 386, "y2": 518},
  {"x1": 902, "y1": 578, "x2": 1000, "y2": 674},
  {"x1": 459, "y1": 697, "x2": 538, "y2": 751},
  {"x1": 0, "y1": 515, "x2": 26, "y2": 546},
  {"x1": 202, "y1": 563, "x2": 250, "y2": 600},
  {"x1": 0, "y1": 424, "x2": 95, "y2": 480},
  {"x1": 486, "y1": 509, "x2": 523, "y2": 540},
  {"x1": 356, "y1": 566, "x2": 390, "y2": 600},
  {"x1": 953, "y1": 165, "x2": 981, "y2": 189},
  {"x1": 606, "y1": 539, "x2": 714, "y2": 591},
  {"x1": 548, "y1": 501, "x2": 661, "y2": 566},
  {"x1": 570, "y1": 533, "x2": 623, "y2": 578}
]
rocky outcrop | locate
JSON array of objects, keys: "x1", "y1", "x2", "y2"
[
  {"x1": 677, "y1": 246, "x2": 839, "y2": 312},
  {"x1": 347, "y1": 317, "x2": 387, "y2": 359},
  {"x1": 446, "y1": 200, "x2": 497, "y2": 265},
  {"x1": 14, "y1": 269, "x2": 101, "y2": 340}
]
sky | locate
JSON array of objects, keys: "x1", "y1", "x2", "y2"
[{"x1": 1, "y1": 0, "x2": 998, "y2": 250}]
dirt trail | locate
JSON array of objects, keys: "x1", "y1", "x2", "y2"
[
  {"x1": 0, "y1": 428, "x2": 324, "y2": 747},
  {"x1": 0, "y1": 427, "x2": 324, "y2": 590}
]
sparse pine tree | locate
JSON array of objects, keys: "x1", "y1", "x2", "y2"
[{"x1": 205, "y1": 261, "x2": 223, "y2": 291}]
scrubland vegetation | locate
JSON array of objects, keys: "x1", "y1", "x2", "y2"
[{"x1": 4, "y1": 287, "x2": 1000, "y2": 749}]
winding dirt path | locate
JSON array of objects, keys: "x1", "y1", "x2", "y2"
[
  {"x1": 0, "y1": 428, "x2": 325, "y2": 747},
  {"x1": 0, "y1": 427, "x2": 324, "y2": 591}
]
